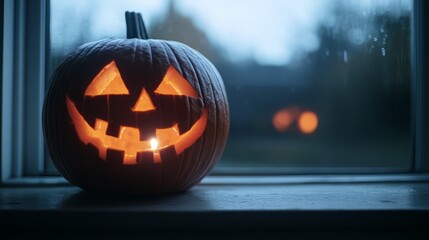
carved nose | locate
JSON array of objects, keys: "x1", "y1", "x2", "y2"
[{"x1": 132, "y1": 88, "x2": 156, "y2": 112}]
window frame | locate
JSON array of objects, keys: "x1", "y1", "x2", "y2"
[
  {"x1": 412, "y1": 0, "x2": 429, "y2": 172},
  {"x1": 1, "y1": 0, "x2": 47, "y2": 181},
  {"x1": 1, "y1": 0, "x2": 428, "y2": 183}
]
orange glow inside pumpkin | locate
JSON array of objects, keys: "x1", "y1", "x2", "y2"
[
  {"x1": 66, "y1": 97, "x2": 207, "y2": 164},
  {"x1": 155, "y1": 65, "x2": 199, "y2": 98},
  {"x1": 84, "y1": 61, "x2": 129, "y2": 96},
  {"x1": 67, "y1": 61, "x2": 207, "y2": 164},
  {"x1": 132, "y1": 88, "x2": 156, "y2": 112}
]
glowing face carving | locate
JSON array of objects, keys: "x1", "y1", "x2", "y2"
[{"x1": 66, "y1": 61, "x2": 207, "y2": 165}]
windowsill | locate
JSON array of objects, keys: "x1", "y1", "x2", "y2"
[
  {"x1": 4, "y1": 173, "x2": 429, "y2": 186},
  {"x1": 1, "y1": 175, "x2": 429, "y2": 238}
]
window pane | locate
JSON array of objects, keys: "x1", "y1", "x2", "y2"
[{"x1": 47, "y1": 0, "x2": 412, "y2": 173}]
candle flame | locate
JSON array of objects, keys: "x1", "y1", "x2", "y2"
[{"x1": 150, "y1": 138, "x2": 159, "y2": 149}]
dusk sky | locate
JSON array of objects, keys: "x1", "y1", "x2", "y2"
[{"x1": 51, "y1": 0, "x2": 411, "y2": 65}]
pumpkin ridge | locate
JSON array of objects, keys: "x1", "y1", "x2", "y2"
[
  {"x1": 157, "y1": 41, "x2": 190, "y2": 190},
  {"x1": 151, "y1": 40, "x2": 174, "y2": 191},
  {"x1": 186, "y1": 46, "x2": 229, "y2": 178},
  {"x1": 145, "y1": 40, "x2": 153, "y2": 72},
  {"x1": 128, "y1": 39, "x2": 138, "y2": 70},
  {"x1": 64, "y1": 40, "x2": 114, "y2": 183},
  {"x1": 165, "y1": 42, "x2": 210, "y2": 189},
  {"x1": 48, "y1": 39, "x2": 109, "y2": 184},
  {"x1": 167, "y1": 42, "x2": 213, "y2": 189},
  {"x1": 180, "y1": 46, "x2": 219, "y2": 186},
  {"x1": 162, "y1": 42, "x2": 200, "y2": 189}
]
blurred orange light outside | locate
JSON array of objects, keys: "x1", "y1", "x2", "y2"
[
  {"x1": 298, "y1": 111, "x2": 318, "y2": 134},
  {"x1": 272, "y1": 109, "x2": 293, "y2": 132}
]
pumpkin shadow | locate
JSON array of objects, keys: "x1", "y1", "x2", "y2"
[{"x1": 59, "y1": 187, "x2": 214, "y2": 210}]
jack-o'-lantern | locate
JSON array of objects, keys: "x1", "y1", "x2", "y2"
[{"x1": 43, "y1": 12, "x2": 229, "y2": 195}]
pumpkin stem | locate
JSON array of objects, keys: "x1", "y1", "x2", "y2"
[{"x1": 125, "y1": 11, "x2": 149, "y2": 39}]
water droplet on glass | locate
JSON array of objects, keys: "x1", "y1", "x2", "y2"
[
  {"x1": 381, "y1": 48, "x2": 386, "y2": 56},
  {"x1": 343, "y1": 50, "x2": 348, "y2": 63},
  {"x1": 373, "y1": 37, "x2": 378, "y2": 42}
]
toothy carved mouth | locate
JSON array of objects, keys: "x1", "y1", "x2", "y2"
[{"x1": 66, "y1": 96, "x2": 207, "y2": 165}]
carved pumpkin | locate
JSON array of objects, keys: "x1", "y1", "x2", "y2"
[{"x1": 43, "y1": 13, "x2": 229, "y2": 195}]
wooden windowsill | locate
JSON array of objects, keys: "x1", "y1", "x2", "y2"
[{"x1": 1, "y1": 176, "x2": 429, "y2": 238}]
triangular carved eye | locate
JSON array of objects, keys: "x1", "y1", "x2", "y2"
[
  {"x1": 154, "y1": 65, "x2": 199, "y2": 98},
  {"x1": 84, "y1": 61, "x2": 129, "y2": 96}
]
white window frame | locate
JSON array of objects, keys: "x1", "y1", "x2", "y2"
[{"x1": 1, "y1": 0, "x2": 428, "y2": 184}]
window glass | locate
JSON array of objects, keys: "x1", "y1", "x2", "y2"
[{"x1": 48, "y1": 0, "x2": 412, "y2": 172}]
